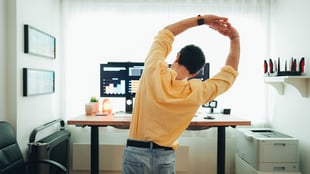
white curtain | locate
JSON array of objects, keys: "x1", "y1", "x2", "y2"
[{"x1": 61, "y1": 0, "x2": 270, "y2": 126}]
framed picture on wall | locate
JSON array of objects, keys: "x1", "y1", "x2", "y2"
[
  {"x1": 24, "y1": 24, "x2": 56, "y2": 59},
  {"x1": 23, "y1": 68, "x2": 55, "y2": 96}
]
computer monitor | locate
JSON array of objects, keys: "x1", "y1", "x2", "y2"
[
  {"x1": 100, "y1": 62, "x2": 209, "y2": 113},
  {"x1": 202, "y1": 100, "x2": 217, "y2": 114},
  {"x1": 100, "y1": 62, "x2": 144, "y2": 113},
  {"x1": 189, "y1": 63, "x2": 209, "y2": 80}
]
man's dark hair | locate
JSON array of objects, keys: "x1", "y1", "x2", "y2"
[{"x1": 178, "y1": 45, "x2": 206, "y2": 74}]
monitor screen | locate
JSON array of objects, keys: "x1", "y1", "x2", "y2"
[
  {"x1": 127, "y1": 63, "x2": 144, "y2": 95},
  {"x1": 100, "y1": 62, "x2": 144, "y2": 98},
  {"x1": 100, "y1": 62, "x2": 144, "y2": 113}
]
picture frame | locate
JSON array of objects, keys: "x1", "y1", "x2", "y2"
[
  {"x1": 24, "y1": 24, "x2": 56, "y2": 59},
  {"x1": 23, "y1": 68, "x2": 55, "y2": 96}
]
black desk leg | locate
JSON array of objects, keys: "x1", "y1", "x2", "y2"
[
  {"x1": 217, "y1": 126, "x2": 226, "y2": 174},
  {"x1": 91, "y1": 126, "x2": 99, "y2": 174}
]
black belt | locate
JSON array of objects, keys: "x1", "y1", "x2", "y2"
[{"x1": 127, "y1": 139, "x2": 173, "y2": 150}]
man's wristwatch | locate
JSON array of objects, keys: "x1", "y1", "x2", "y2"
[{"x1": 197, "y1": 15, "x2": 204, "y2": 25}]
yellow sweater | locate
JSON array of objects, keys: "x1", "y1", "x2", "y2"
[{"x1": 128, "y1": 29, "x2": 238, "y2": 150}]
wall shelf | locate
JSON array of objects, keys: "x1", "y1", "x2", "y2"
[{"x1": 264, "y1": 76, "x2": 310, "y2": 97}]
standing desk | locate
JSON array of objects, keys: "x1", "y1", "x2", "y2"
[{"x1": 67, "y1": 114, "x2": 251, "y2": 174}]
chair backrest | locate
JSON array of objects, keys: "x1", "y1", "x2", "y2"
[{"x1": 0, "y1": 121, "x2": 26, "y2": 174}]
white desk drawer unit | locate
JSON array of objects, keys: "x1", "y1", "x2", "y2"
[{"x1": 236, "y1": 128, "x2": 299, "y2": 173}]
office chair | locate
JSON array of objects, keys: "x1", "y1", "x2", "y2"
[{"x1": 0, "y1": 121, "x2": 67, "y2": 174}]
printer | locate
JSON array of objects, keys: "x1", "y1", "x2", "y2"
[{"x1": 236, "y1": 128, "x2": 299, "y2": 172}]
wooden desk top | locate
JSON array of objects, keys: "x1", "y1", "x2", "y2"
[{"x1": 67, "y1": 113, "x2": 251, "y2": 128}]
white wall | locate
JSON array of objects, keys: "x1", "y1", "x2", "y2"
[
  {"x1": 0, "y1": 0, "x2": 7, "y2": 121},
  {"x1": 269, "y1": 0, "x2": 310, "y2": 174},
  {"x1": 6, "y1": 0, "x2": 62, "y2": 155}
]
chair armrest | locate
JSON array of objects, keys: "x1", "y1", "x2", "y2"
[{"x1": 25, "y1": 159, "x2": 67, "y2": 174}]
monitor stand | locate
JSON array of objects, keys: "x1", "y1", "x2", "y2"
[
  {"x1": 209, "y1": 108, "x2": 214, "y2": 114},
  {"x1": 125, "y1": 96, "x2": 133, "y2": 113}
]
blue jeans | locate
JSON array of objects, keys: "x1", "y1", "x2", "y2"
[{"x1": 122, "y1": 146, "x2": 175, "y2": 174}]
